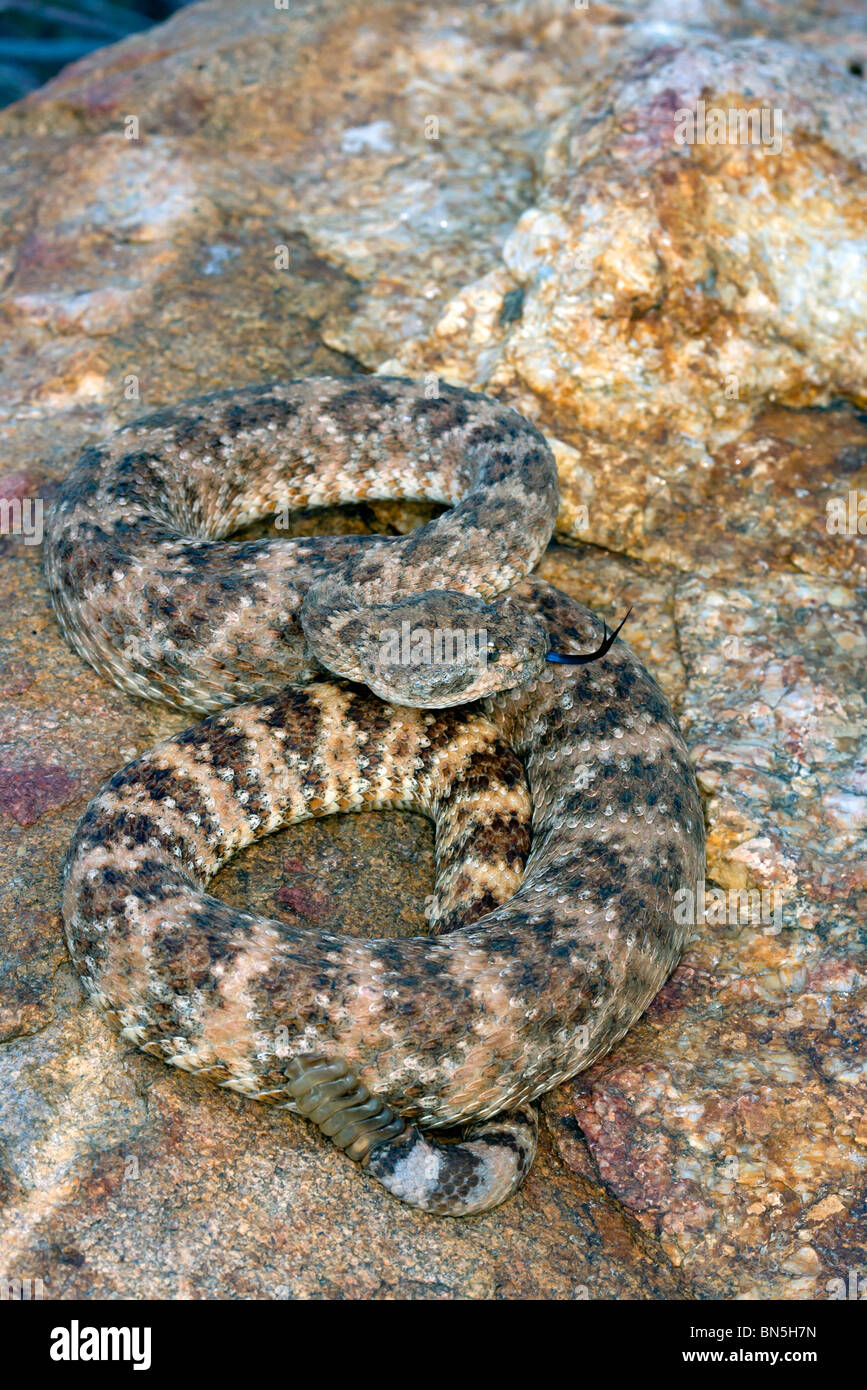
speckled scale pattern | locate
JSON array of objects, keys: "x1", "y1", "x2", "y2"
[
  {"x1": 44, "y1": 376, "x2": 559, "y2": 712},
  {"x1": 48, "y1": 378, "x2": 705, "y2": 1216}
]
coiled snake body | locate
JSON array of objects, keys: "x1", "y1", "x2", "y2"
[{"x1": 45, "y1": 378, "x2": 705, "y2": 1216}]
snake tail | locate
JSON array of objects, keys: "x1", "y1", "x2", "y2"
[
  {"x1": 366, "y1": 1105, "x2": 538, "y2": 1216},
  {"x1": 283, "y1": 1052, "x2": 537, "y2": 1215}
]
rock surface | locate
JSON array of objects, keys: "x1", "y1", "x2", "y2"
[{"x1": 0, "y1": 0, "x2": 865, "y2": 1299}]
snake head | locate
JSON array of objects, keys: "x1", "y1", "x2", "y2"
[{"x1": 302, "y1": 586, "x2": 549, "y2": 708}]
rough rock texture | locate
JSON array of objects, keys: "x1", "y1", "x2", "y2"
[
  {"x1": 0, "y1": 0, "x2": 865, "y2": 1299},
  {"x1": 389, "y1": 39, "x2": 867, "y2": 550}
]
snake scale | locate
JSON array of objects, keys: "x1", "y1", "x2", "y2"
[{"x1": 45, "y1": 377, "x2": 705, "y2": 1216}]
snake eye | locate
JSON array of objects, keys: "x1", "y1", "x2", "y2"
[{"x1": 485, "y1": 644, "x2": 499, "y2": 663}]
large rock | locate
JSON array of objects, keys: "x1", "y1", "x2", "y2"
[
  {"x1": 0, "y1": 0, "x2": 864, "y2": 1299},
  {"x1": 388, "y1": 39, "x2": 867, "y2": 551}
]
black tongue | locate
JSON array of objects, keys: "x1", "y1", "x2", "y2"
[{"x1": 546, "y1": 607, "x2": 632, "y2": 665}]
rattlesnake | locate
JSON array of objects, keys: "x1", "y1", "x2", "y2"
[{"x1": 45, "y1": 377, "x2": 705, "y2": 1216}]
